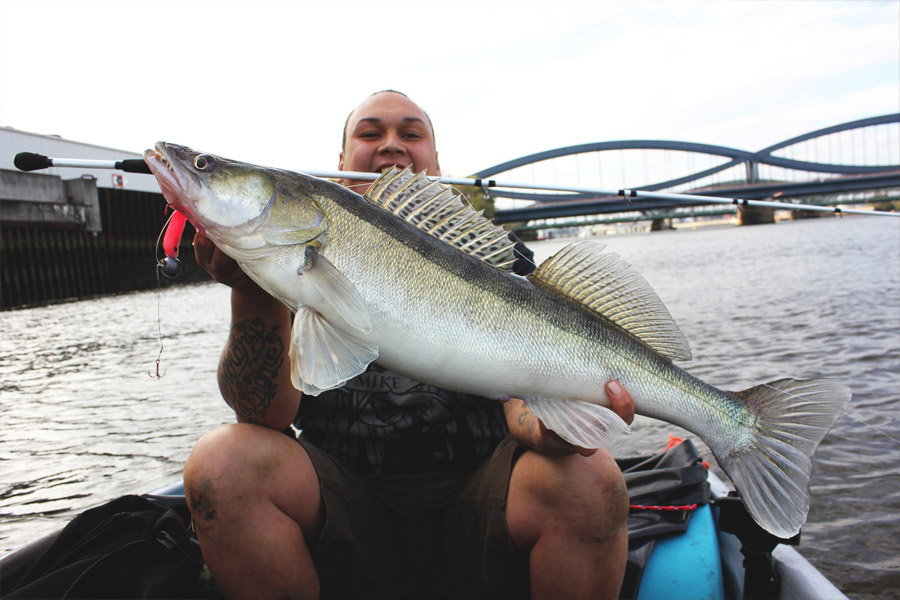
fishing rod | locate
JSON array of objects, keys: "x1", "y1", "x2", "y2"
[
  {"x1": 13, "y1": 152, "x2": 152, "y2": 176},
  {"x1": 13, "y1": 152, "x2": 900, "y2": 218}
]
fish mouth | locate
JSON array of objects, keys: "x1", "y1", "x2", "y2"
[{"x1": 143, "y1": 142, "x2": 202, "y2": 211}]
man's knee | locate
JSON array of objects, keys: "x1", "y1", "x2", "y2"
[
  {"x1": 186, "y1": 423, "x2": 273, "y2": 484},
  {"x1": 571, "y1": 451, "x2": 629, "y2": 538},
  {"x1": 183, "y1": 423, "x2": 315, "y2": 523},
  {"x1": 508, "y1": 450, "x2": 628, "y2": 545}
]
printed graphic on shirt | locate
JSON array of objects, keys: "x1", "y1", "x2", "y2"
[{"x1": 297, "y1": 364, "x2": 508, "y2": 475}]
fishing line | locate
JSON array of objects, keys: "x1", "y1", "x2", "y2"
[
  {"x1": 148, "y1": 211, "x2": 175, "y2": 379},
  {"x1": 697, "y1": 351, "x2": 900, "y2": 444}
]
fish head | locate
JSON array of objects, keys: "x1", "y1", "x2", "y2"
[
  {"x1": 144, "y1": 142, "x2": 327, "y2": 256},
  {"x1": 144, "y1": 142, "x2": 272, "y2": 230}
]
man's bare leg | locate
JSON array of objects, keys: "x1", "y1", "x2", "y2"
[
  {"x1": 184, "y1": 423, "x2": 323, "y2": 600},
  {"x1": 506, "y1": 449, "x2": 629, "y2": 600}
]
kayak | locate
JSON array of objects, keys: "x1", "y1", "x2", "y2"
[
  {"x1": 0, "y1": 438, "x2": 848, "y2": 599},
  {"x1": 619, "y1": 437, "x2": 848, "y2": 600},
  {"x1": 704, "y1": 471, "x2": 848, "y2": 600}
]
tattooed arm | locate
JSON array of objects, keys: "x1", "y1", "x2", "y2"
[{"x1": 194, "y1": 232, "x2": 300, "y2": 430}]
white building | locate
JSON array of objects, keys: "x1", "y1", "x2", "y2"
[{"x1": 0, "y1": 126, "x2": 161, "y2": 194}]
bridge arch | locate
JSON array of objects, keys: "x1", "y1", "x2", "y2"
[{"x1": 474, "y1": 113, "x2": 899, "y2": 205}]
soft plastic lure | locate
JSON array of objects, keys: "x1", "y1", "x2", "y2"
[{"x1": 159, "y1": 210, "x2": 187, "y2": 277}]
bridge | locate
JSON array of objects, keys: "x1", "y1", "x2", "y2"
[{"x1": 473, "y1": 114, "x2": 900, "y2": 227}]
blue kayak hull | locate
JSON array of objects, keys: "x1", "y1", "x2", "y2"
[{"x1": 637, "y1": 503, "x2": 725, "y2": 600}]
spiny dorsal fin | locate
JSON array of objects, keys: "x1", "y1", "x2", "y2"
[
  {"x1": 366, "y1": 167, "x2": 518, "y2": 271},
  {"x1": 530, "y1": 241, "x2": 691, "y2": 361}
]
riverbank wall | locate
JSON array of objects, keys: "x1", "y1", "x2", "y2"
[{"x1": 1, "y1": 169, "x2": 207, "y2": 310}]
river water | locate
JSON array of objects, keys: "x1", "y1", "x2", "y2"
[{"x1": 1, "y1": 215, "x2": 898, "y2": 598}]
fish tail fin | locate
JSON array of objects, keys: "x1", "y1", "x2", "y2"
[{"x1": 718, "y1": 378, "x2": 850, "y2": 539}]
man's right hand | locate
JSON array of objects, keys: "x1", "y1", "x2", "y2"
[{"x1": 193, "y1": 231, "x2": 267, "y2": 296}]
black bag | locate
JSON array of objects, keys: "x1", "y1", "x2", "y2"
[
  {"x1": 0, "y1": 495, "x2": 213, "y2": 599},
  {"x1": 618, "y1": 438, "x2": 711, "y2": 600}
]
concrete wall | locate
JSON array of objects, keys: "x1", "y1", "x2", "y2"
[{"x1": 1, "y1": 169, "x2": 102, "y2": 231}]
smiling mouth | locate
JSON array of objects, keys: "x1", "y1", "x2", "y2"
[{"x1": 378, "y1": 163, "x2": 413, "y2": 173}]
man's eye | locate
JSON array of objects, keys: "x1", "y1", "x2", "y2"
[{"x1": 360, "y1": 131, "x2": 380, "y2": 139}]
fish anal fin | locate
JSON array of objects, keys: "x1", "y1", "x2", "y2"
[
  {"x1": 365, "y1": 167, "x2": 518, "y2": 272},
  {"x1": 289, "y1": 306, "x2": 379, "y2": 395},
  {"x1": 530, "y1": 241, "x2": 691, "y2": 361},
  {"x1": 526, "y1": 397, "x2": 630, "y2": 449}
]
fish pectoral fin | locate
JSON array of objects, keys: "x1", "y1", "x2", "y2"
[
  {"x1": 289, "y1": 306, "x2": 379, "y2": 396},
  {"x1": 525, "y1": 398, "x2": 630, "y2": 449},
  {"x1": 301, "y1": 249, "x2": 372, "y2": 335}
]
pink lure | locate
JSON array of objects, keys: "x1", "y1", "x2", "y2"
[{"x1": 160, "y1": 210, "x2": 187, "y2": 278}]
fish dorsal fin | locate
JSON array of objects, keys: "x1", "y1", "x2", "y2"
[
  {"x1": 365, "y1": 167, "x2": 518, "y2": 271},
  {"x1": 531, "y1": 241, "x2": 691, "y2": 361}
]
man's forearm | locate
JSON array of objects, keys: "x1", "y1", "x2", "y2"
[{"x1": 218, "y1": 289, "x2": 299, "y2": 429}]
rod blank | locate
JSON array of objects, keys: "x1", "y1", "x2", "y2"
[{"x1": 14, "y1": 152, "x2": 899, "y2": 218}]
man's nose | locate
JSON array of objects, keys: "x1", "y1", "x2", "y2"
[{"x1": 378, "y1": 131, "x2": 406, "y2": 153}]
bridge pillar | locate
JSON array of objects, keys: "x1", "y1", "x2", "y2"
[
  {"x1": 736, "y1": 206, "x2": 775, "y2": 226},
  {"x1": 650, "y1": 217, "x2": 673, "y2": 231}
]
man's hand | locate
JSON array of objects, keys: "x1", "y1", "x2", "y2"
[
  {"x1": 605, "y1": 380, "x2": 635, "y2": 425},
  {"x1": 193, "y1": 232, "x2": 267, "y2": 296},
  {"x1": 503, "y1": 380, "x2": 636, "y2": 456}
]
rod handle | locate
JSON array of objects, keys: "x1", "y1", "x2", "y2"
[
  {"x1": 14, "y1": 152, "x2": 53, "y2": 172},
  {"x1": 115, "y1": 159, "x2": 152, "y2": 174}
]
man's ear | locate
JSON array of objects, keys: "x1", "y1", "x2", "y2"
[
  {"x1": 338, "y1": 152, "x2": 345, "y2": 170},
  {"x1": 434, "y1": 152, "x2": 441, "y2": 176}
]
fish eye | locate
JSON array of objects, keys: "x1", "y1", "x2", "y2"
[{"x1": 194, "y1": 155, "x2": 216, "y2": 170}]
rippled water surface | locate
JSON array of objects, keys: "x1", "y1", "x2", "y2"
[{"x1": 1, "y1": 216, "x2": 898, "y2": 598}]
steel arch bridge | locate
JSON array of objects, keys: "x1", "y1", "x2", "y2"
[{"x1": 475, "y1": 114, "x2": 900, "y2": 224}]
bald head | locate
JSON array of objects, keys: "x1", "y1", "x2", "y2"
[
  {"x1": 341, "y1": 90, "x2": 435, "y2": 150},
  {"x1": 338, "y1": 91, "x2": 441, "y2": 190}
]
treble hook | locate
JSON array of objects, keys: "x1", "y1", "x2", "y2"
[{"x1": 149, "y1": 355, "x2": 166, "y2": 379}]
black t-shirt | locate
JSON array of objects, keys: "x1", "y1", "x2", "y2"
[{"x1": 295, "y1": 363, "x2": 510, "y2": 476}]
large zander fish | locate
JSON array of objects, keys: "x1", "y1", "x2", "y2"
[{"x1": 145, "y1": 142, "x2": 850, "y2": 539}]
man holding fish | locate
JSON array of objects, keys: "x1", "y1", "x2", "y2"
[{"x1": 184, "y1": 90, "x2": 637, "y2": 599}]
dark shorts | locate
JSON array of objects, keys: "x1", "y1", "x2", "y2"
[{"x1": 297, "y1": 434, "x2": 530, "y2": 600}]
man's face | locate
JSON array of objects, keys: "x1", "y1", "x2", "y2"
[{"x1": 339, "y1": 92, "x2": 440, "y2": 192}]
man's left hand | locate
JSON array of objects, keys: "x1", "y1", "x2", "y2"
[{"x1": 503, "y1": 380, "x2": 635, "y2": 456}]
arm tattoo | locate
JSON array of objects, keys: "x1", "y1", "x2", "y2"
[
  {"x1": 219, "y1": 318, "x2": 284, "y2": 423},
  {"x1": 517, "y1": 403, "x2": 539, "y2": 446}
]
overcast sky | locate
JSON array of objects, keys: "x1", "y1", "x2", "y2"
[{"x1": 1, "y1": 0, "x2": 897, "y2": 178}]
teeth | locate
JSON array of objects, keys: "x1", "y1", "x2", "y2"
[
  {"x1": 380, "y1": 164, "x2": 413, "y2": 173},
  {"x1": 156, "y1": 151, "x2": 174, "y2": 173}
]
